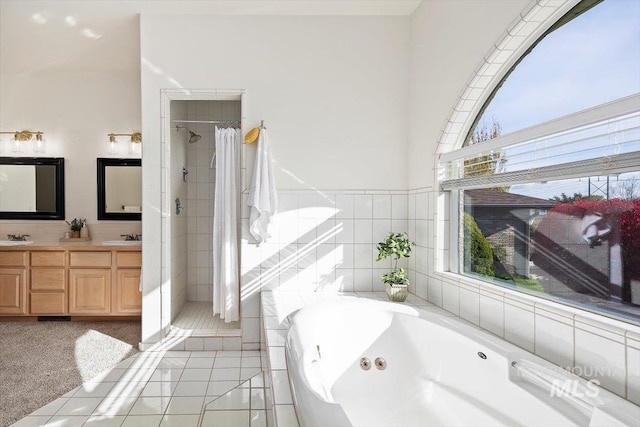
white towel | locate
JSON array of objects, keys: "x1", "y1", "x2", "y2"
[{"x1": 247, "y1": 128, "x2": 278, "y2": 244}]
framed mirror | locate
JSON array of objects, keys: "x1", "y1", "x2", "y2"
[
  {"x1": 0, "y1": 157, "x2": 65, "y2": 220},
  {"x1": 97, "y1": 158, "x2": 142, "y2": 221}
]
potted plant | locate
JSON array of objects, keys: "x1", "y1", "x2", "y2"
[
  {"x1": 66, "y1": 218, "x2": 85, "y2": 238},
  {"x1": 376, "y1": 232, "x2": 415, "y2": 302}
]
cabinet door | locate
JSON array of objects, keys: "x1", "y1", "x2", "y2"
[
  {"x1": 69, "y1": 269, "x2": 111, "y2": 314},
  {"x1": 0, "y1": 268, "x2": 27, "y2": 314},
  {"x1": 113, "y1": 269, "x2": 142, "y2": 315}
]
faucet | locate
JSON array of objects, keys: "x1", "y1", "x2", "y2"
[
  {"x1": 7, "y1": 234, "x2": 30, "y2": 241},
  {"x1": 121, "y1": 234, "x2": 142, "y2": 241}
]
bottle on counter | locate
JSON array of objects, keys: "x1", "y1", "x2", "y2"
[{"x1": 80, "y1": 222, "x2": 89, "y2": 238}]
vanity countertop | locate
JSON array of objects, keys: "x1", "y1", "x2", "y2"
[{"x1": 0, "y1": 241, "x2": 142, "y2": 251}]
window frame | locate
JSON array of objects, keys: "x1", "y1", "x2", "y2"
[{"x1": 438, "y1": 1, "x2": 640, "y2": 325}]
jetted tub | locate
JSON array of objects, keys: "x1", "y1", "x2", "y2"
[{"x1": 285, "y1": 298, "x2": 639, "y2": 427}]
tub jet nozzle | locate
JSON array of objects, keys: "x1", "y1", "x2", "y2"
[
  {"x1": 375, "y1": 358, "x2": 387, "y2": 370},
  {"x1": 360, "y1": 358, "x2": 371, "y2": 370}
]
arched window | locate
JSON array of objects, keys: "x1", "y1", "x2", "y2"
[
  {"x1": 441, "y1": 0, "x2": 640, "y2": 323},
  {"x1": 467, "y1": 0, "x2": 640, "y2": 143}
]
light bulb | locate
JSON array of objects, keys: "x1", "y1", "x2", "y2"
[
  {"x1": 33, "y1": 133, "x2": 45, "y2": 153},
  {"x1": 129, "y1": 140, "x2": 141, "y2": 155},
  {"x1": 108, "y1": 134, "x2": 118, "y2": 155},
  {"x1": 11, "y1": 136, "x2": 23, "y2": 153}
]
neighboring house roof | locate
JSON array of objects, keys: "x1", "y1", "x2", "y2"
[{"x1": 464, "y1": 189, "x2": 558, "y2": 208}]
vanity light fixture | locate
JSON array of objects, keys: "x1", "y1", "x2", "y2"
[
  {"x1": 108, "y1": 132, "x2": 142, "y2": 155},
  {"x1": 0, "y1": 130, "x2": 45, "y2": 153}
]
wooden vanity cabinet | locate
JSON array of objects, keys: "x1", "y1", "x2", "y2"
[
  {"x1": 0, "y1": 247, "x2": 141, "y2": 317},
  {"x1": 0, "y1": 251, "x2": 28, "y2": 315}
]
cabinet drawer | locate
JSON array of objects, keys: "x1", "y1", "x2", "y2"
[
  {"x1": 116, "y1": 252, "x2": 141, "y2": 268},
  {"x1": 31, "y1": 269, "x2": 66, "y2": 291},
  {"x1": 32, "y1": 251, "x2": 65, "y2": 267},
  {"x1": 31, "y1": 293, "x2": 66, "y2": 314},
  {"x1": 0, "y1": 252, "x2": 28, "y2": 267},
  {"x1": 70, "y1": 252, "x2": 111, "y2": 267}
]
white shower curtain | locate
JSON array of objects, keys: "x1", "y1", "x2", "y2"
[{"x1": 212, "y1": 127, "x2": 241, "y2": 322}]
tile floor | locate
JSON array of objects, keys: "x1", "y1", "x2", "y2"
[
  {"x1": 11, "y1": 350, "x2": 264, "y2": 427},
  {"x1": 171, "y1": 302, "x2": 241, "y2": 337}
]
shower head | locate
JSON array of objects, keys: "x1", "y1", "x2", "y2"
[
  {"x1": 188, "y1": 130, "x2": 201, "y2": 144},
  {"x1": 176, "y1": 126, "x2": 202, "y2": 144}
]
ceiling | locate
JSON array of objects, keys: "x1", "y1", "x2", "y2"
[{"x1": 0, "y1": 1, "x2": 421, "y2": 75}]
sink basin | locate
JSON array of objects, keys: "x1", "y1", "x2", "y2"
[
  {"x1": 101, "y1": 240, "x2": 142, "y2": 246},
  {"x1": 0, "y1": 240, "x2": 34, "y2": 246}
]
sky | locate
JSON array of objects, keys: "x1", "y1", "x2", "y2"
[
  {"x1": 476, "y1": 0, "x2": 640, "y2": 135},
  {"x1": 472, "y1": 0, "x2": 640, "y2": 200}
]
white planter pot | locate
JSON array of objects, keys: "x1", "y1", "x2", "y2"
[{"x1": 386, "y1": 283, "x2": 408, "y2": 302}]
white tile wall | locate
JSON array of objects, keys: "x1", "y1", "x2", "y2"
[
  {"x1": 241, "y1": 190, "x2": 408, "y2": 294},
  {"x1": 534, "y1": 308, "x2": 574, "y2": 369},
  {"x1": 170, "y1": 100, "x2": 188, "y2": 320},
  {"x1": 240, "y1": 189, "x2": 409, "y2": 349},
  {"x1": 627, "y1": 333, "x2": 640, "y2": 405},
  {"x1": 503, "y1": 295, "x2": 535, "y2": 353},
  {"x1": 479, "y1": 289, "x2": 504, "y2": 337}
]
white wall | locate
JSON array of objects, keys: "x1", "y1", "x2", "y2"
[
  {"x1": 141, "y1": 15, "x2": 409, "y2": 191},
  {"x1": 0, "y1": 70, "x2": 142, "y2": 239},
  {"x1": 407, "y1": 0, "x2": 529, "y2": 189}
]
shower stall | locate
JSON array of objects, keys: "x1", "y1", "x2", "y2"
[{"x1": 167, "y1": 99, "x2": 242, "y2": 336}]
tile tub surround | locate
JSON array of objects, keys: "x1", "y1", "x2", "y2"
[
  {"x1": 261, "y1": 289, "x2": 640, "y2": 427},
  {"x1": 243, "y1": 186, "x2": 640, "y2": 409},
  {"x1": 427, "y1": 271, "x2": 640, "y2": 406},
  {"x1": 11, "y1": 349, "x2": 264, "y2": 427}
]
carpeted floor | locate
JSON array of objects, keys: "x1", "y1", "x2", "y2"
[{"x1": 0, "y1": 320, "x2": 140, "y2": 427}]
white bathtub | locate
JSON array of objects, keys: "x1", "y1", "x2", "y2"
[{"x1": 285, "y1": 298, "x2": 639, "y2": 427}]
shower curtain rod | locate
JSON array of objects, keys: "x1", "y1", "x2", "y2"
[{"x1": 172, "y1": 119, "x2": 241, "y2": 124}]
